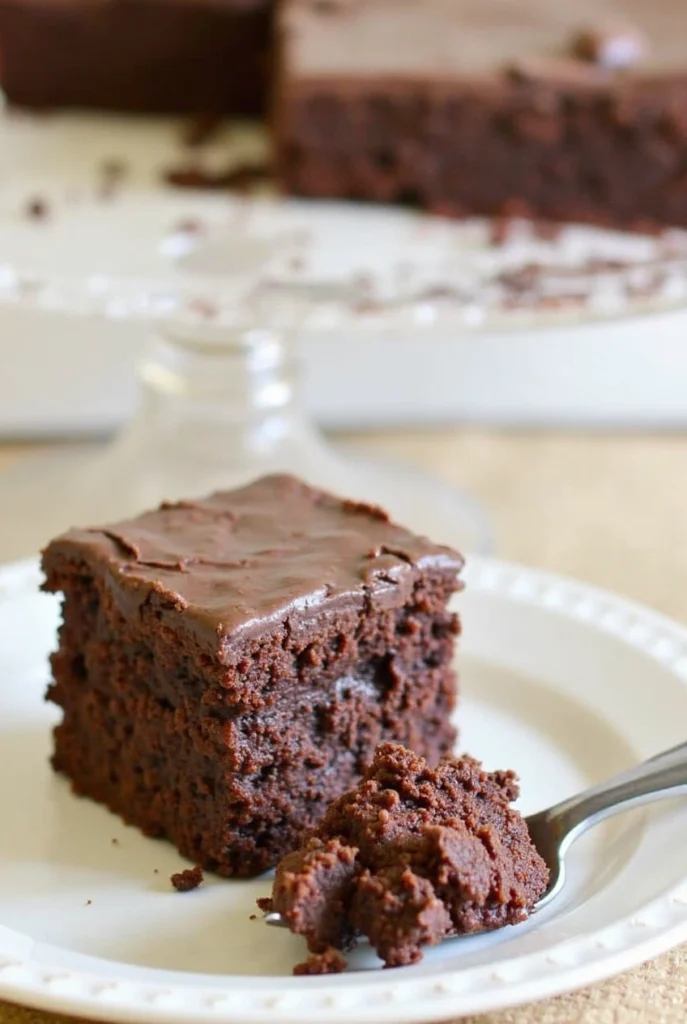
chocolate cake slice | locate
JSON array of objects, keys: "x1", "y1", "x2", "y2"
[
  {"x1": 42, "y1": 474, "x2": 463, "y2": 877},
  {"x1": 0, "y1": 0, "x2": 274, "y2": 114},
  {"x1": 266, "y1": 742, "x2": 549, "y2": 970},
  {"x1": 275, "y1": 0, "x2": 687, "y2": 228}
]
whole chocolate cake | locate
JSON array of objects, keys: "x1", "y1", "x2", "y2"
[{"x1": 42, "y1": 474, "x2": 463, "y2": 877}]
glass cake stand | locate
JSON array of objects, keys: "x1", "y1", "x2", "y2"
[
  {"x1": 0, "y1": 297, "x2": 493, "y2": 563},
  {"x1": 4, "y1": 191, "x2": 687, "y2": 564}
]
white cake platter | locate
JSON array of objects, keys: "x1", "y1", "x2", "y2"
[{"x1": 2, "y1": 110, "x2": 687, "y2": 434}]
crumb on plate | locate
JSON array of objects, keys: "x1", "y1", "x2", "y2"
[
  {"x1": 293, "y1": 949, "x2": 347, "y2": 975},
  {"x1": 25, "y1": 197, "x2": 49, "y2": 220},
  {"x1": 171, "y1": 866, "x2": 204, "y2": 892}
]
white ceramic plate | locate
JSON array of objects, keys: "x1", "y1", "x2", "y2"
[
  {"x1": 1, "y1": 556, "x2": 687, "y2": 1023},
  {"x1": 3, "y1": 110, "x2": 687, "y2": 434}
]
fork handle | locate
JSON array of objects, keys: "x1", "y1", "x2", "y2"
[{"x1": 544, "y1": 740, "x2": 687, "y2": 845}]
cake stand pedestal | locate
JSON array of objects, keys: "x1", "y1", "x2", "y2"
[{"x1": 0, "y1": 318, "x2": 492, "y2": 562}]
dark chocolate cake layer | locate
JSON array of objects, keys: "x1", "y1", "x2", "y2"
[
  {"x1": 42, "y1": 474, "x2": 463, "y2": 876},
  {"x1": 275, "y1": 0, "x2": 687, "y2": 228},
  {"x1": 50, "y1": 680, "x2": 455, "y2": 875},
  {"x1": 0, "y1": 0, "x2": 274, "y2": 114}
]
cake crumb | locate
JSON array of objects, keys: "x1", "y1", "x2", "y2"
[
  {"x1": 249, "y1": 913, "x2": 257, "y2": 921},
  {"x1": 533, "y1": 220, "x2": 562, "y2": 242},
  {"x1": 85, "y1": 899, "x2": 92, "y2": 906},
  {"x1": 163, "y1": 159, "x2": 272, "y2": 193},
  {"x1": 572, "y1": 24, "x2": 647, "y2": 70},
  {"x1": 488, "y1": 216, "x2": 513, "y2": 247},
  {"x1": 25, "y1": 197, "x2": 49, "y2": 220},
  {"x1": 101, "y1": 158, "x2": 128, "y2": 182},
  {"x1": 181, "y1": 113, "x2": 224, "y2": 148},
  {"x1": 111, "y1": 837, "x2": 119, "y2": 845},
  {"x1": 256, "y1": 896, "x2": 273, "y2": 913},
  {"x1": 98, "y1": 158, "x2": 128, "y2": 199},
  {"x1": 294, "y1": 949, "x2": 347, "y2": 976},
  {"x1": 171, "y1": 866, "x2": 204, "y2": 892},
  {"x1": 173, "y1": 217, "x2": 204, "y2": 235},
  {"x1": 188, "y1": 297, "x2": 218, "y2": 320}
]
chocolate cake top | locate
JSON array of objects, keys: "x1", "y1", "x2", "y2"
[
  {"x1": 283, "y1": 0, "x2": 682, "y2": 81},
  {"x1": 44, "y1": 474, "x2": 463, "y2": 651}
]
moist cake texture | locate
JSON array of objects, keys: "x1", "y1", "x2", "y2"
[
  {"x1": 276, "y1": 0, "x2": 687, "y2": 228},
  {"x1": 266, "y1": 742, "x2": 549, "y2": 970},
  {"x1": 42, "y1": 474, "x2": 463, "y2": 877}
]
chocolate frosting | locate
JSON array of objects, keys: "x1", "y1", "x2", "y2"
[
  {"x1": 284, "y1": 0, "x2": 684, "y2": 80},
  {"x1": 44, "y1": 474, "x2": 463, "y2": 655}
]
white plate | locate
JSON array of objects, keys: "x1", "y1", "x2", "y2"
[
  {"x1": 1, "y1": 556, "x2": 687, "y2": 1022},
  {"x1": 3, "y1": 111, "x2": 687, "y2": 434}
]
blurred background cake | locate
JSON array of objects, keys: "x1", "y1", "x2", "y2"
[{"x1": 1, "y1": 0, "x2": 686, "y2": 227}]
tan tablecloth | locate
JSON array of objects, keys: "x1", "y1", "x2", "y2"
[{"x1": 1, "y1": 428, "x2": 686, "y2": 1024}]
